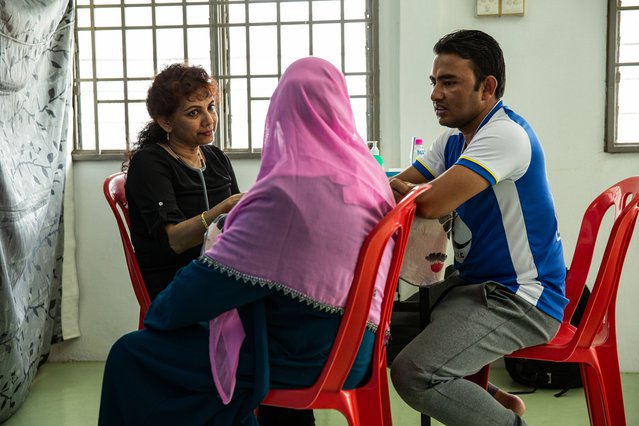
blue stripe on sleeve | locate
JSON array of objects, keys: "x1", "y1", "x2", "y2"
[
  {"x1": 457, "y1": 158, "x2": 497, "y2": 186},
  {"x1": 413, "y1": 159, "x2": 436, "y2": 180}
]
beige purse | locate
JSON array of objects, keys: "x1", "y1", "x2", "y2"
[{"x1": 399, "y1": 214, "x2": 451, "y2": 287}]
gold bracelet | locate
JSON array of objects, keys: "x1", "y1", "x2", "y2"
[{"x1": 200, "y1": 211, "x2": 209, "y2": 230}]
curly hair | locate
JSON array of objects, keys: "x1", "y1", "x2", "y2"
[
  {"x1": 122, "y1": 63, "x2": 219, "y2": 170},
  {"x1": 433, "y1": 30, "x2": 506, "y2": 99}
]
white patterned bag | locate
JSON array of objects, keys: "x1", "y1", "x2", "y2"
[{"x1": 399, "y1": 214, "x2": 451, "y2": 288}]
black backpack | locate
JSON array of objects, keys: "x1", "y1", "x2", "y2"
[{"x1": 504, "y1": 285, "x2": 591, "y2": 397}]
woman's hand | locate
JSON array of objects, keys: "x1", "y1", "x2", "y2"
[
  {"x1": 165, "y1": 193, "x2": 245, "y2": 255},
  {"x1": 220, "y1": 192, "x2": 244, "y2": 213}
]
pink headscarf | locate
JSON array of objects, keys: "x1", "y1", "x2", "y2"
[{"x1": 203, "y1": 57, "x2": 395, "y2": 403}]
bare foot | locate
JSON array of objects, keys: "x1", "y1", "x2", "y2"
[{"x1": 493, "y1": 389, "x2": 526, "y2": 417}]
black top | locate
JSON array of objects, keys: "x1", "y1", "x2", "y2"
[{"x1": 125, "y1": 143, "x2": 240, "y2": 299}]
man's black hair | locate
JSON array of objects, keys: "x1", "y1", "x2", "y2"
[{"x1": 433, "y1": 29, "x2": 506, "y2": 99}]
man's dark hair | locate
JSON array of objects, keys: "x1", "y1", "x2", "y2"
[{"x1": 433, "y1": 29, "x2": 506, "y2": 99}]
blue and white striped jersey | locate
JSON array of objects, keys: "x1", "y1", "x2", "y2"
[{"x1": 413, "y1": 100, "x2": 567, "y2": 321}]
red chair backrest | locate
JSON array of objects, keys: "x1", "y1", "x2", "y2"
[
  {"x1": 564, "y1": 176, "x2": 639, "y2": 348},
  {"x1": 103, "y1": 172, "x2": 151, "y2": 327},
  {"x1": 303, "y1": 184, "x2": 431, "y2": 397}
]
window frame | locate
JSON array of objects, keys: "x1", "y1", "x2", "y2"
[
  {"x1": 605, "y1": 0, "x2": 639, "y2": 153},
  {"x1": 72, "y1": 0, "x2": 380, "y2": 161}
]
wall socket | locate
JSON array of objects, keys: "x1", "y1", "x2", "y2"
[
  {"x1": 476, "y1": 0, "x2": 499, "y2": 16},
  {"x1": 476, "y1": 0, "x2": 525, "y2": 17},
  {"x1": 501, "y1": 0, "x2": 525, "y2": 15}
]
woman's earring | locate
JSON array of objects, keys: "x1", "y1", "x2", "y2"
[{"x1": 166, "y1": 131, "x2": 170, "y2": 142}]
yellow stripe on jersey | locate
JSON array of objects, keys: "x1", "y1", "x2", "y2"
[
  {"x1": 416, "y1": 157, "x2": 439, "y2": 179},
  {"x1": 459, "y1": 156, "x2": 499, "y2": 184}
]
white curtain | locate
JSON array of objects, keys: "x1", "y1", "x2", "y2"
[
  {"x1": 0, "y1": 0, "x2": 76, "y2": 420},
  {"x1": 61, "y1": 128, "x2": 80, "y2": 340}
]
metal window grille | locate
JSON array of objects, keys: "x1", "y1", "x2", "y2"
[
  {"x1": 606, "y1": 0, "x2": 639, "y2": 152},
  {"x1": 72, "y1": 0, "x2": 379, "y2": 160}
]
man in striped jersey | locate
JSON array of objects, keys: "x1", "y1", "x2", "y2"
[{"x1": 389, "y1": 30, "x2": 566, "y2": 426}]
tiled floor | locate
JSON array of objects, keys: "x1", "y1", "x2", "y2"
[{"x1": 3, "y1": 361, "x2": 638, "y2": 425}]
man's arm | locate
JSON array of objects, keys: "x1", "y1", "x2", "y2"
[
  {"x1": 388, "y1": 166, "x2": 428, "y2": 203},
  {"x1": 392, "y1": 165, "x2": 428, "y2": 185},
  {"x1": 390, "y1": 164, "x2": 489, "y2": 219}
]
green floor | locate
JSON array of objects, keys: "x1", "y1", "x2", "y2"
[{"x1": 3, "y1": 362, "x2": 638, "y2": 425}]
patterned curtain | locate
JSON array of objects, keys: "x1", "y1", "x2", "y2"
[{"x1": 0, "y1": 0, "x2": 75, "y2": 420}]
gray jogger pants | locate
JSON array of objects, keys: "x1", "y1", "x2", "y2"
[{"x1": 390, "y1": 277, "x2": 560, "y2": 426}]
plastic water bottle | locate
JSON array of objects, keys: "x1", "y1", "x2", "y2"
[
  {"x1": 369, "y1": 141, "x2": 384, "y2": 168},
  {"x1": 411, "y1": 137, "x2": 425, "y2": 164}
]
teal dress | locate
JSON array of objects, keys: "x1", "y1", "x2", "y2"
[{"x1": 98, "y1": 259, "x2": 374, "y2": 425}]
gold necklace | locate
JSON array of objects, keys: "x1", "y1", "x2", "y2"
[{"x1": 165, "y1": 142, "x2": 204, "y2": 169}]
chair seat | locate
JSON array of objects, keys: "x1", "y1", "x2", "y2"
[{"x1": 508, "y1": 323, "x2": 576, "y2": 359}]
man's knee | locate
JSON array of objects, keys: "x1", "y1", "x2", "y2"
[
  {"x1": 390, "y1": 351, "x2": 434, "y2": 396},
  {"x1": 391, "y1": 352, "x2": 445, "y2": 412}
]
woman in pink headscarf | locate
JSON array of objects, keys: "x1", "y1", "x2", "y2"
[{"x1": 98, "y1": 57, "x2": 395, "y2": 426}]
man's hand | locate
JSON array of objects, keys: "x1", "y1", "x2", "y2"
[{"x1": 389, "y1": 178, "x2": 417, "y2": 202}]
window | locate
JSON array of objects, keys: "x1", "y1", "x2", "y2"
[
  {"x1": 606, "y1": 0, "x2": 639, "y2": 152},
  {"x1": 72, "y1": 0, "x2": 379, "y2": 159}
]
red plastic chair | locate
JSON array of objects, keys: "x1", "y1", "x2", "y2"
[
  {"x1": 103, "y1": 172, "x2": 151, "y2": 330},
  {"x1": 260, "y1": 184, "x2": 432, "y2": 426},
  {"x1": 476, "y1": 176, "x2": 639, "y2": 425}
]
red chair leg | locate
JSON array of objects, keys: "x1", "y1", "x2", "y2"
[
  {"x1": 336, "y1": 393, "x2": 361, "y2": 426},
  {"x1": 580, "y1": 363, "x2": 608, "y2": 426},
  {"x1": 348, "y1": 393, "x2": 384, "y2": 426},
  {"x1": 378, "y1": 372, "x2": 393, "y2": 425},
  {"x1": 599, "y1": 373, "x2": 627, "y2": 426},
  {"x1": 593, "y1": 345, "x2": 626, "y2": 426},
  {"x1": 465, "y1": 365, "x2": 490, "y2": 389}
]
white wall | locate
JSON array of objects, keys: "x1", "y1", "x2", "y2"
[{"x1": 52, "y1": 0, "x2": 639, "y2": 372}]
